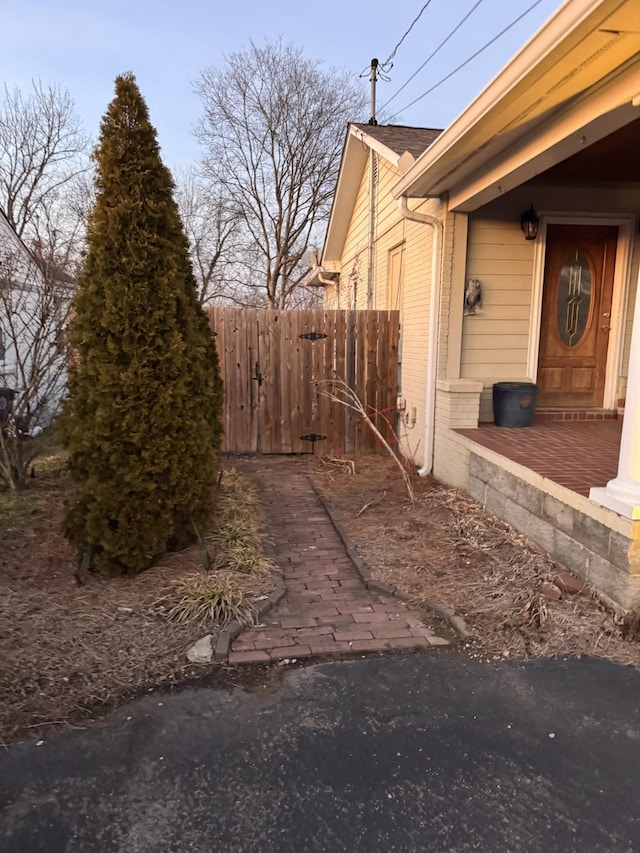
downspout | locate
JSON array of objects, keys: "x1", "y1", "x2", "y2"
[{"x1": 397, "y1": 195, "x2": 443, "y2": 477}]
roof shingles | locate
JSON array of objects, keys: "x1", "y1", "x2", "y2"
[{"x1": 352, "y1": 123, "x2": 441, "y2": 160}]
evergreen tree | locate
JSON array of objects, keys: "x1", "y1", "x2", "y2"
[{"x1": 62, "y1": 73, "x2": 223, "y2": 575}]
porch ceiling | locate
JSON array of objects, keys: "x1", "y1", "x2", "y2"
[{"x1": 531, "y1": 115, "x2": 640, "y2": 183}]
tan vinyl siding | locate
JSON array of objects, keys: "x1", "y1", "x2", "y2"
[
  {"x1": 457, "y1": 187, "x2": 639, "y2": 419},
  {"x1": 397, "y1": 217, "x2": 432, "y2": 464},
  {"x1": 323, "y1": 283, "x2": 339, "y2": 308},
  {"x1": 461, "y1": 217, "x2": 534, "y2": 387},
  {"x1": 327, "y1": 147, "x2": 437, "y2": 466},
  {"x1": 328, "y1": 161, "x2": 370, "y2": 309}
]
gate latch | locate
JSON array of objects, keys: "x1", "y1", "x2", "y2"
[{"x1": 253, "y1": 362, "x2": 264, "y2": 386}]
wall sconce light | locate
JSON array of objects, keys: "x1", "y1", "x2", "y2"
[{"x1": 521, "y1": 205, "x2": 539, "y2": 240}]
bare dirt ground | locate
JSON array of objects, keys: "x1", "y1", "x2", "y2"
[
  {"x1": 3, "y1": 450, "x2": 639, "y2": 746},
  {"x1": 310, "y1": 455, "x2": 640, "y2": 669},
  {"x1": 0, "y1": 460, "x2": 274, "y2": 746}
]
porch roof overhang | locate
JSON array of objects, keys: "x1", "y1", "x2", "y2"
[{"x1": 391, "y1": 0, "x2": 640, "y2": 212}]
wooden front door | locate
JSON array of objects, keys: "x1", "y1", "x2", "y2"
[{"x1": 537, "y1": 224, "x2": 617, "y2": 407}]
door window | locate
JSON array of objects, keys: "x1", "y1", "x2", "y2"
[{"x1": 556, "y1": 250, "x2": 592, "y2": 348}]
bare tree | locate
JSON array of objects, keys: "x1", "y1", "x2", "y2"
[
  {"x1": 195, "y1": 40, "x2": 366, "y2": 309},
  {"x1": 0, "y1": 81, "x2": 89, "y2": 242},
  {"x1": 173, "y1": 164, "x2": 242, "y2": 305},
  {"x1": 0, "y1": 81, "x2": 89, "y2": 488},
  {"x1": 0, "y1": 231, "x2": 72, "y2": 489}
]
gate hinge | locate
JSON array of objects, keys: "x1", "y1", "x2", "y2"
[
  {"x1": 300, "y1": 433, "x2": 327, "y2": 444},
  {"x1": 299, "y1": 331, "x2": 328, "y2": 341}
]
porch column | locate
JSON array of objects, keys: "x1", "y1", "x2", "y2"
[{"x1": 590, "y1": 267, "x2": 640, "y2": 520}]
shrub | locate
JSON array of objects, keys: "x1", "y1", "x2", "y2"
[{"x1": 62, "y1": 73, "x2": 223, "y2": 575}]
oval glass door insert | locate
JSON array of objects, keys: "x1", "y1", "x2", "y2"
[{"x1": 557, "y1": 250, "x2": 592, "y2": 347}]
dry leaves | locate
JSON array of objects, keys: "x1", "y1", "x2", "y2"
[{"x1": 311, "y1": 456, "x2": 640, "y2": 668}]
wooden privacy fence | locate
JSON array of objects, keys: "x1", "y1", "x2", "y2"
[{"x1": 207, "y1": 308, "x2": 400, "y2": 455}]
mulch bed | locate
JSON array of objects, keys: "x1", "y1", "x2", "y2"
[
  {"x1": 310, "y1": 455, "x2": 640, "y2": 668},
  {"x1": 4, "y1": 451, "x2": 639, "y2": 746},
  {"x1": 0, "y1": 466, "x2": 273, "y2": 746}
]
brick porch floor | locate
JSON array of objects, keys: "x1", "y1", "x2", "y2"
[
  {"x1": 228, "y1": 456, "x2": 449, "y2": 665},
  {"x1": 456, "y1": 420, "x2": 622, "y2": 497}
]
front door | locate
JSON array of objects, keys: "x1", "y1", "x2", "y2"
[{"x1": 537, "y1": 224, "x2": 617, "y2": 407}]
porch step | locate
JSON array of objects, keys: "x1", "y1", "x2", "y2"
[{"x1": 534, "y1": 409, "x2": 618, "y2": 422}]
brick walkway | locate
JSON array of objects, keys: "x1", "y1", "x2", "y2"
[{"x1": 229, "y1": 456, "x2": 449, "y2": 665}]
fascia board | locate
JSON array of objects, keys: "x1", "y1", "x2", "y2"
[
  {"x1": 447, "y1": 59, "x2": 640, "y2": 211},
  {"x1": 391, "y1": 0, "x2": 620, "y2": 200},
  {"x1": 323, "y1": 127, "x2": 369, "y2": 263},
  {"x1": 350, "y1": 125, "x2": 402, "y2": 168}
]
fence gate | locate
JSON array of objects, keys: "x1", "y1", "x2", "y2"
[{"x1": 208, "y1": 308, "x2": 400, "y2": 455}]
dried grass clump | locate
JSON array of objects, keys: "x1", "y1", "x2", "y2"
[
  {"x1": 207, "y1": 468, "x2": 274, "y2": 574},
  {"x1": 152, "y1": 571, "x2": 256, "y2": 628}
]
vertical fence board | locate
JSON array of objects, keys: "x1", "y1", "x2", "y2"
[
  {"x1": 298, "y1": 311, "x2": 315, "y2": 451},
  {"x1": 344, "y1": 310, "x2": 357, "y2": 454},
  {"x1": 288, "y1": 310, "x2": 306, "y2": 454},
  {"x1": 206, "y1": 308, "x2": 399, "y2": 456},
  {"x1": 354, "y1": 311, "x2": 368, "y2": 453},
  {"x1": 308, "y1": 308, "x2": 324, "y2": 455},
  {"x1": 332, "y1": 311, "x2": 346, "y2": 454},
  {"x1": 386, "y1": 310, "x2": 400, "y2": 450},
  {"x1": 281, "y1": 311, "x2": 295, "y2": 453},
  {"x1": 365, "y1": 311, "x2": 379, "y2": 453},
  {"x1": 259, "y1": 311, "x2": 275, "y2": 453}
]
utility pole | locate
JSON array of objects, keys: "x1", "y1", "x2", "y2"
[{"x1": 368, "y1": 58, "x2": 379, "y2": 126}]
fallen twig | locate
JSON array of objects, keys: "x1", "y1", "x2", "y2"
[
  {"x1": 316, "y1": 379, "x2": 415, "y2": 505},
  {"x1": 355, "y1": 490, "x2": 387, "y2": 518}
]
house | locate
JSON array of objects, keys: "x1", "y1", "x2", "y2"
[
  {"x1": 308, "y1": 0, "x2": 640, "y2": 610},
  {"x1": 0, "y1": 208, "x2": 70, "y2": 432}
]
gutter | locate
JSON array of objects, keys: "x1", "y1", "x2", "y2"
[
  {"x1": 391, "y1": 0, "x2": 616, "y2": 200},
  {"x1": 303, "y1": 266, "x2": 339, "y2": 289},
  {"x1": 397, "y1": 196, "x2": 442, "y2": 477}
]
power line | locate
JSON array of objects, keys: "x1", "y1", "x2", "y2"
[
  {"x1": 381, "y1": 1, "x2": 435, "y2": 69},
  {"x1": 387, "y1": 0, "x2": 545, "y2": 121},
  {"x1": 380, "y1": 0, "x2": 485, "y2": 113}
]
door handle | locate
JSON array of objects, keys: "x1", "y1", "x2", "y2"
[{"x1": 601, "y1": 325, "x2": 611, "y2": 331}]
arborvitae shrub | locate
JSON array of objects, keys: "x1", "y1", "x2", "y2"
[{"x1": 62, "y1": 73, "x2": 223, "y2": 575}]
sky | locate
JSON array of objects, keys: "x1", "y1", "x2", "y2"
[{"x1": 1, "y1": 0, "x2": 563, "y2": 170}]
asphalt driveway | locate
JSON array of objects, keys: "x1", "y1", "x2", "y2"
[{"x1": 1, "y1": 653, "x2": 639, "y2": 852}]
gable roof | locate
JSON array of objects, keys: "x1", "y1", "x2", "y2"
[
  {"x1": 393, "y1": 0, "x2": 640, "y2": 211},
  {"x1": 0, "y1": 208, "x2": 28, "y2": 257},
  {"x1": 322, "y1": 123, "x2": 442, "y2": 264},
  {"x1": 351, "y1": 123, "x2": 441, "y2": 163}
]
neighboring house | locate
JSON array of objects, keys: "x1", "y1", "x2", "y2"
[
  {"x1": 0, "y1": 208, "x2": 70, "y2": 431},
  {"x1": 308, "y1": 0, "x2": 640, "y2": 609}
]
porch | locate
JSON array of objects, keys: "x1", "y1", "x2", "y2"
[
  {"x1": 456, "y1": 419, "x2": 622, "y2": 498},
  {"x1": 452, "y1": 418, "x2": 638, "y2": 611}
]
